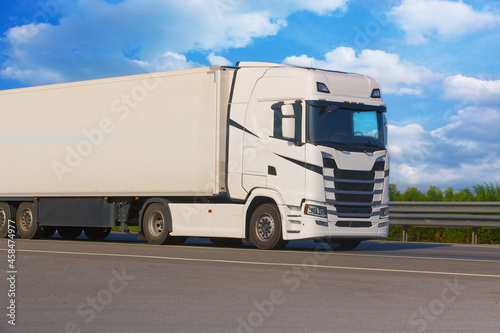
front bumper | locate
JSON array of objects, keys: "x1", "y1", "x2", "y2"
[{"x1": 282, "y1": 202, "x2": 389, "y2": 241}]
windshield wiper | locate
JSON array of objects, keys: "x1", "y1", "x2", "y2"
[
  {"x1": 313, "y1": 140, "x2": 350, "y2": 150},
  {"x1": 355, "y1": 142, "x2": 382, "y2": 147},
  {"x1": 351, "y1": 142, "x2": 384, "y2": 151}
]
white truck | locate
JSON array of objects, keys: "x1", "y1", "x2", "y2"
[{"x1": 0, "y1": 62, "x2": 389, "y2": 250}]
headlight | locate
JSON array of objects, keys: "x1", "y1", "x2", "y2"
[
  {"x1": 305, "y1": 204, "x2": 328, "y2": 218},
  {"x1": 376, "y1": 156, "x2": 386, "y2": 163},
  {"x1": 322, "y1": 152, "x2": 333, "y2": 159}
]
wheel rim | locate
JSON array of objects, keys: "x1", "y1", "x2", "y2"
[
  {"x1": 20, "y1": 209, "x2": 33, "y2": 231},
  {"x1": 148, "y1": 211, "x2": 164, "y2": 237},
  {"x1": 0, "y1": 210, "x2": 5, "y2": 229},
  {"x1": 256, "y1": 213, "x2": 275, "y2": 241}
]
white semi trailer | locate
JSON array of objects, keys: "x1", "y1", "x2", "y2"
[{"x1": 0, "y1": 62, "x2": 389, "y2": 250}]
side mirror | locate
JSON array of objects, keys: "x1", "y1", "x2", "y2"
[
  {"x1": 282, "y1": 117, "x2": 295, "y2": 140},
  {"x1": 281, "y1": 104, "x2": 295, "y2": 116},
  {"x1": 281, "y1": 105, "x2": 296, "y2": 140}
]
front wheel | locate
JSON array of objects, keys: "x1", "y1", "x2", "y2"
[
  {"x1": 16, "y1": 202, "x2": 42, "y2": 239},
  {"x1": 250, "y1": 204, "x2": 287, "y2": 250}
]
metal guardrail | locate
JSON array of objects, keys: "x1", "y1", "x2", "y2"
[{"x1": 389, "y1": 201, "x2": 500, "y2": 244}]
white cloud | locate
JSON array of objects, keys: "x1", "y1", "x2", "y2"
[
  {"x1": 0, "y1": 66, "x2": 63, "y2": 85},
  {"x1": 0, "y1": 0, "x2": 348, "y2": 86},
  {"x1": 207, "y1": 54, "x2": 232, "y2": 66},
  {"x1": 443, "y1": 74, "x2": 500, "y2": 105},
  {"x1": 432, "y1": 106, "x2": 500, "y2": 143},
  {"x1": 388, "y1": 106, "x2": 500, "y2": 190},
  {"x1": 3, "y1": 23, "x2": 51, "y2": 46},
  {"x1": 283, "y1": 46, "x2": 440, "y2": 95},
  {"x1": 390, "y1": 0, "x2": 500, "y2": 45},
  {"x1": 132, "y1": 52, "x2": 198, "y2": 72},
  {"x1": 285, "y1": 0, "x2": 349, "y2": 15},
  {"x1": 398, "y1": 87, "x2": 423, "y2": 96}
]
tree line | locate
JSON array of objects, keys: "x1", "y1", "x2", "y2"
[
  {"x1": 387, "y1": 182, "x2": 500, "y2": 244},
  {"x1": 390, "y1": 182, "x2": 500, "y2": 202}
]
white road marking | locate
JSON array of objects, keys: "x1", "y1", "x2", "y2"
[
  {"x1": 5, "y1": 248, "x2": 500, "y2": 279},
  {"x1": 6, "y1": 238, "x2": 500, "y2": 263}
]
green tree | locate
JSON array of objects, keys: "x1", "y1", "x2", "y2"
[
  {"x1": 443, "y1": 187, "x2": 454, "y2": 201},
  {"x1": 399, "y1": 187, "x2": 426, "y2": 201},
  {"x1": 473, "y1": 182, "x2": 500, "y2": 201},
  {"x1": 452, "y1": 188, "x2": 475, "y2": 201},
  {"x1": 426, "y1": 185, "x2": 443, "y2": 201},
  {"x1": 389, "y1": 184, "x2": 401, "y2": 201}
]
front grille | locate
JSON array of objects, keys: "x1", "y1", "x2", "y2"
[
  {"x1": 373, "y1": 161, "x2": 385, "y2": 171},
  {"x1": 334, "y1": 169, "x2": 374, "y2": 181},
  {"x1": 335, "y1": 193, "x2": 372, "y2": 203},
  {"x1": 334, "y1": 181, "x2": 374, "y2": 192},
  {"x1": 335, "y1": 205, "x2": 373, "y2": 215},
  {"x1": 323, "y1": 156, "x2": 385, "y2": 219},
  {"x1": 336, "y1": 221, "x2": 372, "y2": 228}
]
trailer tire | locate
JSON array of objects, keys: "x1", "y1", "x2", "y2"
[
  {"x1": 16, "y1": 202, "x2": 42, "y2": 239},
  {"x1": 0, "y1": 202, "x2": 16, "y2": 238},
  {"x1": 57, "y1": 227, "x2": 83, "y2": 240},
  {"x1": 250, "y1": 203, "x2": 287, "y2": 250},
  {"x1": 142, "y1": 203, "x2": 172, "y2": 245},
  {"x1": 84, "y1": 227, "x2": 111, "y2": 240}
]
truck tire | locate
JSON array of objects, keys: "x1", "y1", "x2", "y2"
[
  {"x1": 0, "y1": 202, "x2": 16, "y2": 238},
  {"x1": 142, "y1": 203, "x2": 172, "y2": 245},
  {"x1": 16, "y1": 202, "x2": 42, "y2": 239},
  {"x1": 57, "y1": 227, "x2": 83, "y2": 240},
  {"x1": 250, "y1": 203, "x2": 287, "y2": 250},
  {"x1": 84, "y1": 227, "x2": 111, "y2": 240}
]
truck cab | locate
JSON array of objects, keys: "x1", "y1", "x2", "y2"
[{"x1": 227, "y1": 62, "x2": 389, "y2": 248}]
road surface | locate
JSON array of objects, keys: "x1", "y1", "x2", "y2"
[{"x1": 1, "y1": 234, "x2": 499, "y2": 332}]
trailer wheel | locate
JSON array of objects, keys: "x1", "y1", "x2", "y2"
[
  {"x1": 16, "y1": 202, "x2": 42, "y2": 239},
  {"x1": 209, "y1": 237, "x2": 243, "y2": 247},
  {"x1": 250, "y1": 203, "x2": 287, "y2": 250},
  {"x1": 0, "y1": 202, "x2": 16, "y2": 238},
  {"x1": 142, "y1": 203, "x2": 172, "y2": 245},
  {"x1": 84, "y1": 227, "x2": 111, "y2": 240},
  {"x1": 57, "y1": 227, "x2": 83, "y2": 240}
]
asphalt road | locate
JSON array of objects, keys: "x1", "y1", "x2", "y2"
[{"x1": 1, "y1": 234, "x2": 499, "y2": 333}]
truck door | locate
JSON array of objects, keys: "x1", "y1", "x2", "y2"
[
  {"x1": 242, "y1": 100, "x2": 271, "y2": 191},
  {"x1": 267, "y1": 100, "x2": 306, "y2": 206},
  {"x1": 243, "y1": 100, "x2": 306, "y2": 206}
]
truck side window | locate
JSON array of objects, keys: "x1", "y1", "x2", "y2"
[{"x1": 273, "y1": 102, "x2": 302, "y2": 141}]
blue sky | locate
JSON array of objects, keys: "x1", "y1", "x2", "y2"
[{"x1": 1, "y1": 0, "x2": 499, "y2": 191}]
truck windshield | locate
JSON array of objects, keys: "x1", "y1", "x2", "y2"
[{"x1": 307, "y1": 102, "x2": 386, "y2": 152}]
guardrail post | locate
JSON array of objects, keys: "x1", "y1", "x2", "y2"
[
  {"x1": 402, "y1": 225, "x2": 408, "y2": 242},
  {"x1": 471, "y1": 227, "x2": 478, "y2": 245}
]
